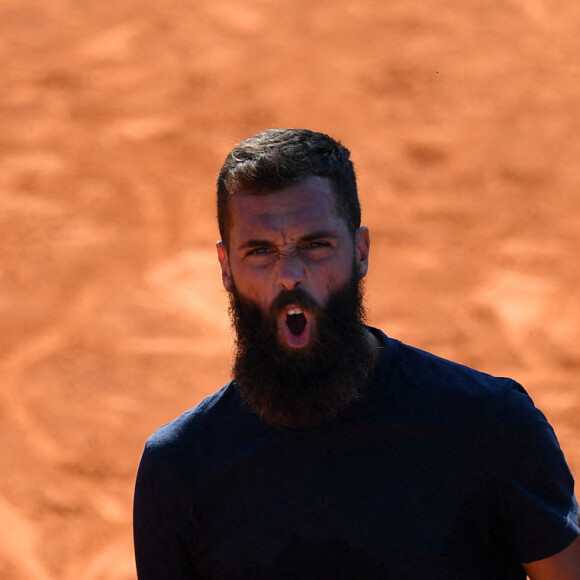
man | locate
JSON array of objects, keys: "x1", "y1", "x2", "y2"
[{"x1": 134, "y1": 128, "x2": 580, "y2": 579}]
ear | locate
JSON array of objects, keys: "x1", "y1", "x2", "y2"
[
  {"x1": 216, "y1": 241, "x2": 233, "y2": 292},
  {"x1": 354, "y1": 226, "x2": 370, "y2": 280}
]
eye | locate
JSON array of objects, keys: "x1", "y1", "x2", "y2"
[
  {"x1": 246, "y1": 247, "x2": 274, "y2": 256},
  {"x1": 302, "y1": 240, "x2": 333, "y2": 259},
  {"x1": 306, "y1": 241, "x2": 330, "y2": 249}
]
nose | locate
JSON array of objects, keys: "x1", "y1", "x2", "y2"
[{"x1": 276, "y1": 252, "x2": 305, "y2": 290}]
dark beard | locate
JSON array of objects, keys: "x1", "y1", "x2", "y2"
[{"x1": 229, "y1": 266, "x2": 374, "y2": 428}]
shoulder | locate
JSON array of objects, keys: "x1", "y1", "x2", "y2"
[
  {"x1": 370, "y1": 329, "x2": 543, "y2": 431},
  {"x1": 141, "y1": 382, "x2": 244, "y2": 471},
  {"x1": 374, "y1": 329, "x2": 517, "y2": 398},
  {"x1": 151, "y1": 382, "x2": 232, "y2": 436}
]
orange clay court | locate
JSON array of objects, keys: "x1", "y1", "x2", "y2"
[{"x1": 1, "y1": 1, "x2": 579, "y2": 578}]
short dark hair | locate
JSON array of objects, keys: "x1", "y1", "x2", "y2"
[{"x1": 217, "y1": 129, "x2": 361, "y2": 246}]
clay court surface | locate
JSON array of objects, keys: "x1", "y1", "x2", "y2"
[{"x1": 1, "y1": 0, "x2": 579, "y2": 577}]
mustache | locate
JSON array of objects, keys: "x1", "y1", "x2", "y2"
[{"x1": 269, "y1": 288, "x2": 321, "y2": 315}]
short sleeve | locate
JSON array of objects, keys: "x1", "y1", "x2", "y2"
[
  {"x1": 495, "y1": 380, "x2": 580, "y2": 563},
  {"x1": 133, "y1": 441, "x2": 199, "y2": 580}
]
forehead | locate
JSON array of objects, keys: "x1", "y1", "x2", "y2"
[{"x1": 227, "y1": 176, "x2": 349, "y2": 243}]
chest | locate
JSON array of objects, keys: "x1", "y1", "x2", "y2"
[{"x1": 188, "y1": 422, "x2": 514, "y2": 579}]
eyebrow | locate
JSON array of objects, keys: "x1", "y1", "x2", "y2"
[
  {"x1": 238, "y1": 230, "x2": 338, "y2": 251},
  {"x1": 300, "y1": 230, "x2": 338, "y2": 243},
  {"x1": 238, "y1": 238, "x2": 275, "y2": 251}
]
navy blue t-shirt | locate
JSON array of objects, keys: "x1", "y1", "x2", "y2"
[{"x1": 134, "y1": 330, "x2": 579, "y2": 579}]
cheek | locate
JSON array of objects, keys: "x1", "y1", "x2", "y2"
[
  {"x1": 309, "y1": 271, "x2": 348, "y2": 304},
  {"x1": 231, "y1": 269, "x2": 275, "y2": 308},
  {"x1": 314, "y1": 257, "x2": 359, "y2": 302},
  {"x1": 317, "y1": 257, "x2": 355, "y2": 286}
]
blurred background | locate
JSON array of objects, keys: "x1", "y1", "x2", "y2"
[{"x1": 1, "y1": 0, "x2": 579, "y2": 578}]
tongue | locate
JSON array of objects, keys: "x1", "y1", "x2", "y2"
[{"x1": 286, "y1": 313, "x2": 307, "y2": 336}]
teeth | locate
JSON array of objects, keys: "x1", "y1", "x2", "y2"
[{"x1": 287, "y1": 308, "x2": 303, "y2": 316}]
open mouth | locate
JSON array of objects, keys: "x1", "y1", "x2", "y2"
[
  {"x1": 286, "y1": 308, "x2": 307, "y2": 335},
  {"x1": 280, "y1": 306, "x2": 311, "y2": 348}
]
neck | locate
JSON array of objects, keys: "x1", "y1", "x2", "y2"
[{"x1": 364, "y1": 327, "x2": 382, "y2": 369}]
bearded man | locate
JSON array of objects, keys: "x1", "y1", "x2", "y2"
[{"x1": 134, "y1": 129, "x2": 580, "y2": 579}]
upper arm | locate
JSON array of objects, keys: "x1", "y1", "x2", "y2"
[
  {"x1": 133, "y1": 444, "x2": 198, "y2": 580},
  {"x1": 495, "y1": 382, "x2": 579, "y2": 563},
  {"x1": 524, "y1": 534, "x2": 580, "y2": 580}
]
